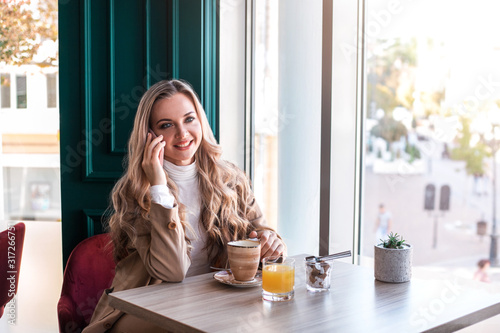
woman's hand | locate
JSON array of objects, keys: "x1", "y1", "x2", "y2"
[
  {"x1": 248, "y1": 230, "x2": 285, "y2": 259},
  {"x1": 142, "y1": 132, "x2": 167, "y2": 186}
]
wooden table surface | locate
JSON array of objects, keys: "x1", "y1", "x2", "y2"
[{"x1": 108, "y1": 254, "x2": 500, "y2": 332}]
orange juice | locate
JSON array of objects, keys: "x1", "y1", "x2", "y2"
[{"x1": 262, "y1": 264, "x2": 295, "y2": 293}]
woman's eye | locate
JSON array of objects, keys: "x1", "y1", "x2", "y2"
[
  {"x1": 160, "y1": 123, "x2": 172, "y2": 129},
  {"x1": 186, "y1": 116, "x2": 195, "y2": 123}
]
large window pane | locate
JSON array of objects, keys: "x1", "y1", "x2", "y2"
[
  {"x1": 254, "y1": 0, "x2": 279, "y2": 231},
  {"x1": 360, "y1": 0, "x2": 500, "y2": 276},
  {"x1": 329, "y1": 0, "x2": 359, "y2": 257},
  {"x1": 219, "y1": 0, "x2": 246, "y2": 168},
  {"x1": 3, "y1": 166, "x2": 61, "y2": 221},
  {"x1": 254, "y1": 0, "x2": 322, "y2": 255},
  {"x1": 0, "y1": 1, "x2": 61, "y2": 332}
]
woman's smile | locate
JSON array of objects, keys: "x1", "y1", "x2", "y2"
[{"x1": 174, "y1": 140, "x2": 193, "y2": 149}]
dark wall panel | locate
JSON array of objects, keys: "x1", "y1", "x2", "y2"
[{"x1": 59, "y1": 0, "x2": 218, "y2": 266}]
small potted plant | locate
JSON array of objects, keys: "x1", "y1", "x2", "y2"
[{"x1": 374, "y1": 232, "x2": 412, "y2": 283}]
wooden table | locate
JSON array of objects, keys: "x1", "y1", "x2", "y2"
[{"x1": 108, "y1": 254, "x2": 500, "y2": 332}]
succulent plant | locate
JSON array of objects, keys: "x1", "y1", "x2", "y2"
[{"x1": 379, "y1": 232, "x2": 407, "y2": 249}]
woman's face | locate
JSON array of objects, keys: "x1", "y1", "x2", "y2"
[{"x1": 149, "y1": 93, "x2": 202, "y2": 166}]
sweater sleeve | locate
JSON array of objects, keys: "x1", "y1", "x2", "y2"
[
  {"x1": 150, "y1": 185, "x2": 175, "y2": 209},
  {"x1": 128, "y1": 202, "x2": 191, "y2": 282}
]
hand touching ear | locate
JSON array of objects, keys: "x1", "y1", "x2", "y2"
[{"x1": 142, "y1": 131, "x2": 166, "y2": 186}]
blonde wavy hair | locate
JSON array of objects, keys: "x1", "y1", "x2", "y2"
[{"x1": 108, "y1": 79, "x2": 258, "y2": 265}]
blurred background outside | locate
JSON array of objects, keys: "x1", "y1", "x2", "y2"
[{"x1": 0, "y1": 1, "x2": 62, "y2": 332}]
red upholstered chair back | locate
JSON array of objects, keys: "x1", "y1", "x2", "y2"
[
  {"x1": 0, "y1": 222, "x2": 26, "y2": 319},
  {"x1": 57, "y1": 233, "x2": 116, "y2": 333}
]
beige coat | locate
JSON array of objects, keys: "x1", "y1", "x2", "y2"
[{"x1": 83, "y1": 194, "x2": 266, "y2": 333}]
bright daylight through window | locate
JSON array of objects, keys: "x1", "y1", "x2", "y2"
[
  {"x1": 1, "y1": 0, "x2": 60, "y2": 223},
  {"x1": 252, "y1": 0, "x2": 323, "y2": 255},
  {"x1": 1, "y1": 1, "x2": 61, "y2": 332},
  {"x1": 360, "y1": 0, "x2": 500, "y2": 281},
  {"x1": 242, "y1": 0, "x2": 500, "y2": 283}
]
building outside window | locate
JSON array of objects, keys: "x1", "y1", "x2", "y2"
[
  {"x1": 46, "y1": 73, "x2": 57, "y2": 108},
  {"x1": 1, "y1": 74, "x2": 11, "y2": 108},
  {"x1": 16, "y1": 74, "x2": 27, "y2": 109}
]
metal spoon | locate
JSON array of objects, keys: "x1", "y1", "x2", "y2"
[{"x1": 305, "y1": 250, "x2": 352, "y2": 262}]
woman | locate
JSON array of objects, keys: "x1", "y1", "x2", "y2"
[{"x1": 83, "y1": 80, "x2": 285, "y2": 333}]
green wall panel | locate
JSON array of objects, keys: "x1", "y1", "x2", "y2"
[
  {"x1": 175, "y1": 0, "x2": 219, "y2": 139},
  {"x1": 59, "y1": 0, "x2": 219, "y2": 266},
  {"x1": 111, "y1": 0, "x2": 145, "y2": 154}
]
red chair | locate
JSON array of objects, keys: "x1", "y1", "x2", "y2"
[
  {"x1": 57, "y1": 233, "x2": 116, "y2": 333},
  {"x1": 0, "y1": 222, "x2": 26, "y2": 319}
]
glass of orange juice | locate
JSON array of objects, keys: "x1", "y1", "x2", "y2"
[{"x1": 261, "y1": 257, "x2": 295, "y2": 301}]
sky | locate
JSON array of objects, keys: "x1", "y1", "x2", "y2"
[{"x1": 367, "y1": 0, "x2": 500, "y2": 107}]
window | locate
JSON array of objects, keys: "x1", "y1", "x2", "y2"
[
  {"x1": 360, "y1": 0, "x2": 500, "y2": 271},
  {"x1": 16, "y1": 74, "x2": 27, "y2": 109},
  {"x1": 222, "y1": 0, "x2": 500, "y2": 275},
  {"x1": 47, "y1": 73, "x2": 57, "y2": 108},
  {"x1": 3, "y1": 167, "x2": 61, "y2": 221},
  {"x1": 249, "y1": 0, "x2": 358, "y2": 257},
  {"x1": 252, "y1": 0, "x2": 323, "y2": 255},
  {"x1": 330, "y1": 0, "x2": 359, "y2": 256},
  {"x1": 219, "y1": 0, "x2": 246, "y2": 168},
  {"x1": 253, "y1": 0, "x2": 279, "y2": 231},
  {"x1": 1, "y1": 1, "x2": 61, "y2": 331},
  {"x1": 1, "y1": 73, "x2": 11, "y2": 108}
]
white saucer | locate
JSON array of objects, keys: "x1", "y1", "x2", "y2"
[{"x1": 213, "y1": 270, "x2": 262, "y2": 288}]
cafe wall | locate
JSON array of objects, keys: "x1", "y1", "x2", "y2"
[{"x1": 59, "y1": 0, "x2": 219, "y2": 265}]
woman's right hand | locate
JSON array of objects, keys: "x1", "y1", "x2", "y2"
[{"x1": 142, "y1": 132, "x2": 167, "y2": 186}]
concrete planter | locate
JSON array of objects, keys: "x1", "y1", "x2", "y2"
[{"x1": 374, "y1": 244, "x2": 413, "y2": 283}]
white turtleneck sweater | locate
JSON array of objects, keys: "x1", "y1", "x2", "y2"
[{"x1": 149, "y1": 160, "x2": 210, "y2": 277}]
